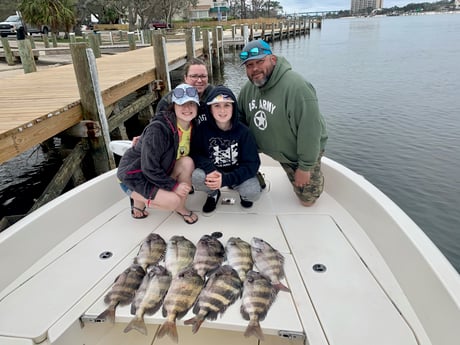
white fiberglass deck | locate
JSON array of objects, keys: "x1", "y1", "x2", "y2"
[{"x1": 1, "y1": 157, "x2": 449, "y2": 345}]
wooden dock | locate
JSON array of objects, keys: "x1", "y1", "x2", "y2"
[{"x1": 0, "y1": 41, "x2": 204, "y2": 164}]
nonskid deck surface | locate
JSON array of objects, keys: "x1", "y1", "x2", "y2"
[{"x1": 0, "y1": 165, "x2": 419, "y2": 344}]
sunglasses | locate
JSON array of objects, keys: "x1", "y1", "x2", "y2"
[
  {"x1": 173, "y1": 87, "x2": 198, "y2": 98},
  {"x1": 188, "y1": 74, "x2": 208, "y2": 81},
  {"x1": 239, "y1": 47, "x2": 272, "y2": 61}
]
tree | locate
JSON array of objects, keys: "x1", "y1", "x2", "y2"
[
  {"x1": 19, "y1": 0, "x2": 76, "y2": 33},
  {"x1": 263, "y1": 0, "x2": 282, "y2": 17}
]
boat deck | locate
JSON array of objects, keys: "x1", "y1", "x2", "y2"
[{"x1": 0, "y1": 157, "x2": 435, "y2": 345}]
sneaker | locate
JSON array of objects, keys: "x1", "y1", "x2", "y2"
[
  {"x1": 203, "y1": 190, "x2": 221, "y2": 214},
  {"x1": 240, "y1": 197, "x2": 253, "y2": 209}
]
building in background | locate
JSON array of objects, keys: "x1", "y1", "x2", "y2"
[
  {"x1": 351, "y1": 0, "x2": 383, "y2": 14},
  {"x1": 188, "y1": 0, "x2": 230, "y2": 21}
]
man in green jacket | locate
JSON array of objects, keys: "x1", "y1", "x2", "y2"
[{"x1": 238, "y1": 40, "x2": 328, "y2": 206}]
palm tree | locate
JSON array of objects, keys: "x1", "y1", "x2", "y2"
[{"x1": 18, "y1": 0, "x2": 76, "y2": 34}]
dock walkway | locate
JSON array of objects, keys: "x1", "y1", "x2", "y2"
[{"x1": 0, "y1": 41, "x2": 203, "y2": 164}]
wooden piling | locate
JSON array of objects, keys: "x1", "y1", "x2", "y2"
[
  {"x1": 202, "y1": 29, "x2": 212, "y2": 79},
  {"x1": 42, "y1": 34, "x2": 50, "y2": 48},
  {"x1": 28, "y1": 35, "x2": 36, "y2": 49},
  {"x1": 211, "y1": 26, "x2": 220, "y2": 73},
  {"x1": 87, "y1": 32, "x2": 101, "y2": 58},
  {"x1": 128, "y1": 32, "x2": 136, "y2": 50},
  {"x1": 51, "y1": 33, "x2": 58, "y2": 47},
  {"x1": 242, "y1": 25, "x2": 249, "y2": 45},
  {"x1": 185, "y1": 28, "x2": 195, "y2": 59},
  {"x1": 69, "y1": 32, "x2": 76, "y2": 44},
  {"x1": 69, "y1": 43, "x2": 115, "y2": 175},
  {"x1": 17, "y1": 38, "x2": 37, "y2": 74},
  {"x1": 0, "y1": 37, "x2": 15, "y2": 65},
  {"x1": 152, "y1": 32, "x2": 171, "y2": 96},
  {"x1": 217, "y1": 26, "x2": 224, "y2": 68}
]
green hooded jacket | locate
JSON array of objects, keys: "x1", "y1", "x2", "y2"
[{"x1": 238, "y1": 56, "x2": 328, "y2": 171}]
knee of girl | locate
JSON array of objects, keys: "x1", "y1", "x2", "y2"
[{"x1": 178, "y1": 156, "x2": 194, "y2": 170}]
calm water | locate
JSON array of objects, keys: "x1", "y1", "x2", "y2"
[{"x1": 220, "y1": 13, "x2": 460, "y2": 272}]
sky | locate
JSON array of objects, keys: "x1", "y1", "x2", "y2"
[{"x1": 279, "y1": 0, "x2": 413, "y2": 13}]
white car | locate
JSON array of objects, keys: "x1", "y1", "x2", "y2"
[{"x1": 0, "y1": 14, "x2": 49, "y2": 37}]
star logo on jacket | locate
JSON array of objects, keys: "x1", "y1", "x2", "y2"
[{"x1": 253, "y1": 111, "x2": 267, "y2": 130}]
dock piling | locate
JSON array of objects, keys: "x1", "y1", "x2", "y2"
[
  {"x1": 152, "y1": 32, "x2": 171, "y2": 96},
  {"x1": 17, "y1": 35, "x2": 37, "y2": 74},
  {"x1": 0, "y1": 37, "x2": 15, "y2": 65},
  {"x1": 69, "y1": 43, "x2": 115, "y2": 175},
  {"x1": 185, "y1": 28, "x2": 196, "y2": 59},
  {"x1": 87, "y1": 33, "x2": 101, "y2": 58}
]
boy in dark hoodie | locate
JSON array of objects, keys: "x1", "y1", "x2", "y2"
[{"x1": 190, "y1": 86, "x2": 262, "y2": 215}]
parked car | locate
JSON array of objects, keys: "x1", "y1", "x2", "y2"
[
  {"x1": 0, "y1": 14, "x2": 49, "y2": 37},
  {"x1": 148, "y1": 20, "x2": 171, "y2": 30}
]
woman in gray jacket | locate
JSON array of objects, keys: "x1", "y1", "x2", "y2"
[{"x1": 117, "y1": 84, "x2": 199, "y2": 224}]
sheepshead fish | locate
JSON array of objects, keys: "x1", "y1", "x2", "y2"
[
  {"x1": 240, "y1": 270, "x2": 278, "y2": 340},
  {"x1": 250, "y1": 237, "x2": 290, "y2": 292},
  {"x1": 184, "y1": 265, "x2": 242, "y2": 333},
  {"x1": 193, "y1": 233, "x2": 225, "y2": 279},
  {"x1": 225, "y1": 237, "x2": 253, "y2": 282},
  {"x1": 133, "y1": 233, "x2": 166, "y2": 271},
  {"x1": 96, "y1": 264, "x2": 145, "y2": 323},
  {"x1": 124, "y1": 265, "x2": 171, "y2": 335},
  {"x1": 157, "y1": 266, "x2": 204, "y2": 343},
  {"x1": 164, "y1": 235, "x2": 196, "y2": 277}
]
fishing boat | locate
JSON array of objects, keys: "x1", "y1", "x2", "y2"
[{"x1": 0, "y1": 146, "x2": 459, "y2": 345}]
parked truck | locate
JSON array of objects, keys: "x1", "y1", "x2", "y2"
[{"x1": 0, "y1": 14, "x2": 49, "y2": 37}]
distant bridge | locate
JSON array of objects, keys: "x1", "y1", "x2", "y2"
[{"x1": 286, "y1": 10, "x2": 343, "y2": 17}]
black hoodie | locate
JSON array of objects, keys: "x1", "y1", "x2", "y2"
[{"x1": 190, "y1": 86, "x2": 261, "y2": 188}]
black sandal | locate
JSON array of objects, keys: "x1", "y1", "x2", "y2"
[
  {"x1": 130, "y1": 198, "x2": 148, "y2": 219},
  {"x1": 176, "y1": 211, "x2": 198, "y2": 224}
]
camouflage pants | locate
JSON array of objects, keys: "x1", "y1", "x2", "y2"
[{"x1": 280, "y1": 152, "x2": 324, "y2": 204}]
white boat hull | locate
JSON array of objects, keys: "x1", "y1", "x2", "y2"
[{"x1": 0, "y1": 155, "x2": 458, "y2": 345}]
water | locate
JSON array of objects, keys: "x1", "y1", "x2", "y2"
[{"x1": 219, "y1": 13, "x2": 460, "y2": 272}]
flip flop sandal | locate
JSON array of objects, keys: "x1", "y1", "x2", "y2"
[
  {"x1": 130, "y1": 198, "x2": 148, "y2": 219},
  {"x1": 131, "y1": 206, "x2": 148, "y2": 219},
  {"x1": 176, "y1": 211, "x2": 198, "y2": 224}
]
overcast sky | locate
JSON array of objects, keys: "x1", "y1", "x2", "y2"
[{"x1": 279, "y1": 0, "x2": 414, "y2": 13}]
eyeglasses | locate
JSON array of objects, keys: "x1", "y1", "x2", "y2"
[
  {"x1": 239, "y1": 47, "x2": 272, "y2": 61},
  {"x1": 172, "y1": 87, "x2": 198, "y2": 98},
  {"x1": 187, "y1": 74, "x2": 208, "y2": 81}
]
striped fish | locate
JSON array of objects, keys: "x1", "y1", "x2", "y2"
[
  {"x1": 193, "y1": 234, "x2": 225, "y2": 279},
  {"x1": 164, "y1": 235, "x2": 196, "y2": 277},
  {"x1": 250, "y1": 237, "x2": 290, "y2": 292},
  {"x1": 225, "y1": 237, "x2": 253, "y2": 282},
  {"x1": 124, "y1": 265, "x2": 171, "y2": 335},
  {"x1": 157, "y1": 266, "x2": 204, "y2": 343},
  {"x1": 240, "y1": 270, "x2": 278, "y2": 340},
  {"x1": 133, "y1": 233, "x2": 166, "y2": 271},
  {"x1": 184, "y1": 265, "x2": 242, "y2": 333},
  {"x1": 96, "y1": 264, "x2": 145, "y2": 323}
]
